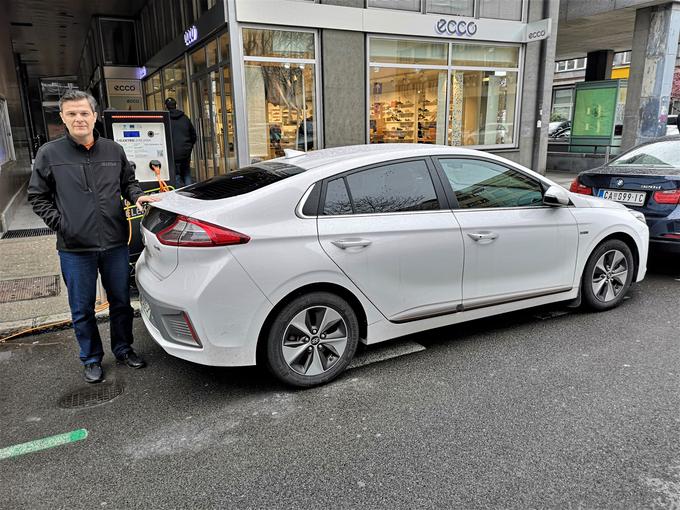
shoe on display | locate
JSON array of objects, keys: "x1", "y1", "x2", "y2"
[
  {"x1": 83, "y1": 362, "x2": 104, "y2": 383},
  {"x1": 119, "y1": 350, "x2": 146, "y2": 369}
]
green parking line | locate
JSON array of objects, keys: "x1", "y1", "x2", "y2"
[{"x1": 0, "y1": 429, "x2": 88, "y2": 460}]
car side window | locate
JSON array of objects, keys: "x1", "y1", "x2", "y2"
[
  {"x1": 323, "y1": 178, "x2": 353, "y2": 216},
  {"x1": 438, "y1": 158, "x2": 544, "y2": 209},
  {"x1": 344, "y1": 160, "x2": 440, "y2": 214}
]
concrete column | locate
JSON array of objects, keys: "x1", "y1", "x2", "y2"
[
  {"x1": 320, "y1": 0, "x2": 365, "y2": 147},
  {"x1": 622, "y1": 3, "x2": 680, "y2": 151},
  {"x1": 585, "y1": 50, "x2": 614, "y2": 81}
]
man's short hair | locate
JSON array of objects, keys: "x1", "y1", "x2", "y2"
[
  {"x1": 165, "y1": 97, "x2": 177, "y2": 110},
  {"x1": 59, "y1": 90, "x2": 97, "y2": 113}
]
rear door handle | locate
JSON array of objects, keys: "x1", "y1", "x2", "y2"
[
  {"x1": 468, "y1": 231, "x2": 499, "y2": 243},
  {"x1": 331, "y1": 238, "x2": 373, "y2": 249}
]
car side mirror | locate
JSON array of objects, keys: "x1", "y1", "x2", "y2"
[{"x1": 543, "y1": 185, "x2": 571, "y2": 206}]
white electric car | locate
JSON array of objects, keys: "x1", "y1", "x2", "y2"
[{"x1": 136, "y1": 144, "x2": 649, "y2": 387}]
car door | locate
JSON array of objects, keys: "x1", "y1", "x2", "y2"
[
  {"x1": 316, "y1": 158, "x2": 465, "y2": 322},
  {"x1": 434, "y1": 157, "x2": 579, "y2": 309}
]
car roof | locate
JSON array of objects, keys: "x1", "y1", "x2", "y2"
[{"x1": 272, "y1": 144, "x2": 492, "y2": 171}]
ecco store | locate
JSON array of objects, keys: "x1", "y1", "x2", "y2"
[{"x1": 233, "y1": 0, "x2": 552, "y2": 169}]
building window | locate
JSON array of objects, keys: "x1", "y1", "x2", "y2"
[
  {"x1": 242, "y1": 28, "x2": 319, "y2": 163},
  {"x1": 367, "y1": 0, "x2": 421, "y2": 11},
  {"x1": 369, "y1": 37, "x2": 520, "y2": 148},
  {"x1": 144, "y1": 71, "x2": 162, "y2": 110},
  {"x1": 551, "y1": 88, "x2": 574, "y2": 122},
  {"x1": 479, "y1": 0, "x2": 523, "y2": 20},
  {"x1": 0, "y1": 98, "x2": 15, "y2": 165},
  {"x1": 425, "y1": 0, "x2": 473, "y2": 16},
  {"x1": 100, "y1": 19, "x2": 138, "y2": 66}
]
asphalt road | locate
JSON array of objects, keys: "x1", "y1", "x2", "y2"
[{"x1": 1, "y1": 260, "x2": 679, "y2": 509}]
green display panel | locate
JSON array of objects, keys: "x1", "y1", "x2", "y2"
[{"x1": 572, "y1": 86, "x2": 618, "y2": 137}]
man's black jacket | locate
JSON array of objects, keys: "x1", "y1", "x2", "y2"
[
  {"x1": 28, "y1": 132, "x2": 144, "y2": 252},
  {"x1": 168, "y1": 108, "x2": 197, "y2": 161}
]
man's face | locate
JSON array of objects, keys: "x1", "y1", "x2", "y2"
[{"x1": 59, "y1": 99, "x2": 97, "y2": 139}]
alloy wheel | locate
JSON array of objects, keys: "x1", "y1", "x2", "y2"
[
  {"x1": 591, "y1": 249, "x2": 629, "y2": 303},
  {"x1": 281, "y1": 306, "x2": 348, "y2": 376}
]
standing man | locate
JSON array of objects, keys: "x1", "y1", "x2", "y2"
[
  {"x1": 28, "y1": 90, "x2": 160, "y2": 383},
  {"x1": 165, "y1": 97, "x2": 197, "y2": 187}
]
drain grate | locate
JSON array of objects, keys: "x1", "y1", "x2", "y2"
[
  {"x1": 58, "y1": 382, "x2": 124, "y2": 409},
  {"x1": 0, "y1": 275, "x2": 60, "y2": 303},
  {"x1": 1, "y1": 228, "x2": 54, "y2": 239}
]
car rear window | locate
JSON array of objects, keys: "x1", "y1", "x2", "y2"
[
  {"x1": 610, "y1": 139, "x2": 680, "y2": 167},
  {"x1": 176, "y1": 161, "x2": 306, "y2": 200}
]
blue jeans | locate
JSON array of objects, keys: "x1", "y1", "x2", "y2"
[{"x1": 59, "y1": 245, "x2": 134, "y2": 365}]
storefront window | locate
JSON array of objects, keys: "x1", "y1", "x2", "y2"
[
  {"x1": 551, "y1": 88, "x2": 574, "y2": 122},
  {"x1": 206, "y1": 40, "x2": 218, "y2": 68},
  {"x1": 479, "y1": 0, "x2": 523, "y2": 21},
  {"x1": 191, "y1": 47, "x2": 207, "y2": 74},
  {"x1": 451, "y1": 44, "x2": 519, "y2": 67},
  {"x1": 242, "y1": 29, "x2": 315, "y2": 60},
  {"x1": 448, "y1": 70, "x2": 517, "y2": 146},
  {"x1": 369, "y1": 39, "x2": 448, "y2": 66},
  {"x1": 370, "y1": 67, "x2": 448, "y2": 144},
  {"x1": 243, "y1": 29, "x2": 318, "y2": 162},
  {"x1": 369, "y1": 37, "x2": 521, "y2": 148}
]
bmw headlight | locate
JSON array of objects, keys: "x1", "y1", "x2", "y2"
[{"x1": 628, "y1": 209, "x2": 646, "y2": 224}]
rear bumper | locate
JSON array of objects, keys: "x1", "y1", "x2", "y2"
[
  {"x1": 135, "y1": 249, "x2": 273, "y2": 367},
  {"x1": 650, "y1": 237, "x2": 680, "y2": 255}
]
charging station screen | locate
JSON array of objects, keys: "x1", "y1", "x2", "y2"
[{"x1": 112, "y1": 122, "x2": 170, "y2": 182}]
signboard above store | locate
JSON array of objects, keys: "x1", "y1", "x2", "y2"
[{"x1": 235, "y1": 0, "x2": 551, "y2": 45}]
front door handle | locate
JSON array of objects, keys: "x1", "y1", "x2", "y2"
[
  {"x1": 331, "y1": 238, "x2": 373, "y2": 249},
  {"x1": 468, "y1": 231, "x2": 499, "y2": 243}
]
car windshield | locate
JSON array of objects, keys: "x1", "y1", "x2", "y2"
[
  {"x1": 177, "y1": 161, "x2": 306, "y2": 200},
  {"x1": 610, "y1": 139, "x2": 680, "y2": 167}
]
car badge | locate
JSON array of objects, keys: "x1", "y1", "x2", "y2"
[{"x1": 616, "y1": 178, "x2": 624, "y2": 188}]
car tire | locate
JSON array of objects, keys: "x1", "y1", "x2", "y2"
[
  {"x1": 265, "y1": 292, "x2": 360, "y2": 388},
  {"x1": 581, "y1": 239, "x2": 634, "y2": 311}
]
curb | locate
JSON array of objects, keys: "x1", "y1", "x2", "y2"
[{"x1": 0, "y1": 300, "x2": 141, "y2": 341}]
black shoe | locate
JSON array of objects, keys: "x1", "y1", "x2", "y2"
[
  {"x1": 83, "y1": 362, "x2": 104, "y2": 383},
  {"x1": 119, "y1": 350, "x2": 146, "y2": 369}
]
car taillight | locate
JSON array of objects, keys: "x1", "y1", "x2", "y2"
[
  {"x1": 652, "y1": 189, "x2": 680, "y2": 205},
  {"x1": 156, "y1": 215, "x2": 250, "y2": 247},
  {"x1": 569, "y1": 178, "x2": 592, "y2": 195}
]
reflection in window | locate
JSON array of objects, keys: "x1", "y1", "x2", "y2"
[
  {"x1": 242, "y1": 29, "x2": 315, "y2": 59},
  {"x1": 439, "y1": 159, "x2": 543, "y2": 208},
  {"x1": 449, "y1": 70, "x2": 517, "y2": 146},
  {"x1": 346, "y1": 161, "x2": 439, "y2": 214},
  {"x1": 323, "y1": 178, "x2": 353, "y2": 215}
]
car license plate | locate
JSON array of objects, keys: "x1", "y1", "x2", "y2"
[{"x1": 598, "y1": 189, "x2": 646, "y2": 205}]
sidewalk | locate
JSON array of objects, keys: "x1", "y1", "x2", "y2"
[{"x1": 0, "y1": 169, "x2": 578, "y2": 340}]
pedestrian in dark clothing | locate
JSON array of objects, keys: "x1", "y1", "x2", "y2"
[
  {"x1": 28, "y1": 90, "x2": 161, "y2": 383},
  {"x1": 165, "y1": 97, "x2": 197, "y2": 188}
]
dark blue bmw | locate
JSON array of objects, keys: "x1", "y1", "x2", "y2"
[{"x1": 570, "y1": 136, "x2": 680, "y2": 255}]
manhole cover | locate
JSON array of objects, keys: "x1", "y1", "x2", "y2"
[
  {"x1": 1, "y1": 228, "x2": 54, "y2": 239},
  {"x1": 58, "y1": 382, "x2": 124, "y2": 409},
  {"x1": 0, "y1": 275, "x2": 60, "y2": 303}
]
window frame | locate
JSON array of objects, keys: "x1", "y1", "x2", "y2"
[
  {"x1": 431, "y1": 155, "x2": 550, "y2": 211},
  {"x1": 313, "y1": 157, "x2": 449, "y2": 217}
]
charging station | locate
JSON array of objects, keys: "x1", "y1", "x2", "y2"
[{"x1": 103, "y1": 110, "x2": 174, "y2": 269}]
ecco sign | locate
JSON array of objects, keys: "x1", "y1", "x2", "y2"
[
  {"x1": 184, "y1": 25, "x2": 198, "y2": 46},
  {"x1": 527, "y1": 30, "x2": 546, "y2": 40},
  {"x1": 113, "y1": 84, "x2": 137, "y2": 92},
  {"x1": 106, "y1": 79, "x2": 143, "y2": 99},
  {"x1": 435, "y1": 18, "x2": 478, "y2": 38}
]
